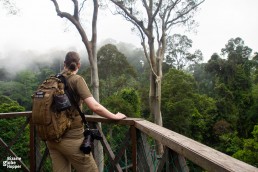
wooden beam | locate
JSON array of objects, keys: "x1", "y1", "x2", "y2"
[
  {"x1": 134, "y1": 120, "x2": 258, "y2": 172},
  {"x1": 96, "y1": 124, "x2": 123, "y2": 172},
  {"x1": 85, "y1": 115, "x2": 141, "y2": 126},
  {"x1": 29, "y1": 120, "x2": 36, "y2": 172},
  {"x1": 0, "y1": 111, "x2": 31, "y2": 119},
  {"x1": 136, "y1": 131, "x2": 152, "y2": 172},
  {"x1": 130, "y1": 126, "x2": 137, "y2": 172},
  {"x1": 0, "y1": 138, "x2": 30, "y2": 172}
]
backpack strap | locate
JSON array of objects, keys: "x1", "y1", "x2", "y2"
[{"x1": 56, "y1": 74, "x2": 89, "y2": 128}]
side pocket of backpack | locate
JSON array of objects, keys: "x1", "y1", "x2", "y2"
[
  {"x1": 31, "y1": 89, "x2": 55, "y2": 141},
  {"x1": 32, "y1": 90, "x2": 53, "y2": 125}
]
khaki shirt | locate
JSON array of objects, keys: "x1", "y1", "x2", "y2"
[{"x1": 62, "y1": 71, "x2": 92, "y2": 138}]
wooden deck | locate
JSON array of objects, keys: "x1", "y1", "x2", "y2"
[{"x1": 1, "y1": 112, "x2": 258, "y2": 172}]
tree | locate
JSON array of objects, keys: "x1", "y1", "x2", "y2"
[
  {"x1": 205, "y1": 38, "x2": 254, "y2": 138},
  {"x1": 192, "y1": 63, "x2": 214, "y2": 96},
  {"x1": 97, "y1": 44, "x2": 136, "y2": 79},
  {"x1": 103, "y1": 88, "x2": 141, "y2": 118},
  {"x1": 50, "y1": 0, "x2": 99, "y2": 101},
  {"x1": 221, "y1": 37, "x2": 252, "y2": 59},
  {"x1": 0, "y1": 81, "x2": 31, "y2": 110},
  {"x1": 166, "y1": 34, "x2": 203, "y2": 70},
  {"x1": 109, "y1": 0, "x2": 205, "y2": 154},
  {"x1": 115, "y1": 42, "x2": 146, "y2": 74},
  {"x1": 15, "y1": 70, "x2": 38, "y2": 98},
  {"x1": 0, "y1": 95, "x2": 25, "y2": 112},
  {"x1": 161, "y1": 68, "x2": 216, "y2": 143},
  {"x1": 97, "y1": 44, "x2": 137, "y2": 98}
]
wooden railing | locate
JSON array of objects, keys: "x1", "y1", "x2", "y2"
[{"x1": 0, "y1": 111, "x2": 257, "y2": 172}]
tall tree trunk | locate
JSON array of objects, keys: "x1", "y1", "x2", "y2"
[
  {"x1": 88, "y1": 47, "x2": 103, "y2": 172},
  {"x1": 149, "y1": 38, "x2": 164, "y2": 155},
  {"x1": 149, "y1": 70, "x2": 163, "y2": 155}
]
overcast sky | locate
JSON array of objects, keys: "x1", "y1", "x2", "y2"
[{"x1": 0, "y1": 0, "x2": 257, "y2": 62}]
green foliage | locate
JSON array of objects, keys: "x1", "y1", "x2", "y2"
[
  {"x1": 162, "y1": 68, "x2": 217, "y2": 142},
  {"x1": 233, "y1": 125, "x2": 258, "y2": 167},
  {"x1": 192, "y1": 63, "x2": 214, "y2": 96},
  {"x1": 217, "y1": 132, "x2": 243, "y2": 155},
  {"x1": 0, "y1": 117, "x2": 30, "y2": 166},
  {"x1": 36, "y1": 67, "x2": 56, "y2": 83},
  {"x1": 0, "y1": 96, "x2": 29, "y2": 166},
  {"x1": 166, "y1": 34, "x2": 203, "y2": 70},
  {"x1": 0, "y1": 67, "x2": 10, "y2": 81},
  {"x1": 204, "y1": 38, "x2": 254, "y2": 138},
  {"x1": 253, "y1": 125, "x2": 258, "y2": 141},
  {"x1": 191, "y1": 94, "x2": 217, "y2": 142},
  {"x1": 221, "y1": 37, "x2": 252, "y2": 59},
  {"x1": 103, "y1": 88, "x2": 141, "y2": 118},
  {"x1": 0, "y1": 69, "x2": 40, "y2": 110},
  {"x1": 0, "y1": 95, "x2": 25, "y2": 112},
  {"x1": 97, "y1": 44, "x2": 138, "y2": 99},
  {"x1": 0, "y1": 81, "x2": 27, "y2": 103},
  {"x1": 97, "y1": 44, "x2": 137, "y2": 80}
]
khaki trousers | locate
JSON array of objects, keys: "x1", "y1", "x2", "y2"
[{"x1": 47, "y1": 132, "x2": 98, "y2": 172}]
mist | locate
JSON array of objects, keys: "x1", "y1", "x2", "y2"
[
  {"x1": 0, "y1": 48, "x2": 87, "y2": 79},
  {"x1": 0, "y1": 39, "x2": 144, "y2": 80}
]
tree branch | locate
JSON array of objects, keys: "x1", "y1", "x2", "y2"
[
  {"x1": 164, "y1": 0, "x2": 181, "y2": 25},
  {"x1": 152, "y1": 0, "x2": 163, "y2": 21},
  {"x1": 50, "y1": 0, "x2": 90, "y2": 50},
  {"x1": 91, "y1": 0, "x2": 98, "y2": 44},
  {"x1": 166, "y1": 0, "x2": 205, "y2": 29},
  {"x1": 79, "y1": 0, "x2": 87, "y2": 14},
  {"x1": 72, "y1": 0, "x2": 79, "y2": 20},
  {"x1": 110, "y1": 0, "x2": 148, "y2": 36}
]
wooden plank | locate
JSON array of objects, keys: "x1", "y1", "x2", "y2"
[
  {"x1": 0, "y1": 138, "x2": 30, "y2": 172},
  {"x1": 29, "y1": 121, "x2": 36, "y2": 172},
  {"x1": 36, "y1": 146, "x2": 49, "y2": 172},
  {"x1": 136, "y1": 131, "x2": 153, "y2": 172},
  {"x1": 157, "y1": 147, "x2": 168, "y2": 172},
  {"x1": 85, "y1": 115, "x2": 141, "y2": 126},
  {"x1": 113, "y1": 130, "x2": 130, "y2": 164},
  {"x1": 96, "y1": 124, "x2": 123, "y2": 172},
  {"x1": 0, "y1": 112, "x2": 142, "y2": 127},
  {"x1": 130, "y1": 126, "x2": 137, "y2": 172},
  {"x1": 0, "y1": 111, "x2": 31, "y2": 118},
  {"x1": 135, "y1": 120, "x2": 258, "y2": 172}
]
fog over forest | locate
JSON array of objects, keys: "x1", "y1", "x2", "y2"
[
  {"x1": 0, "y1": 38, "x2": 143, "y2": 79},
  {"x1": 0, "y1": 49, "x2": 73, "y2": 77}
]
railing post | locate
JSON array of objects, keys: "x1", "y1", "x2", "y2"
[
  {"x1": 30, "y1": 119, "x2": 36, "y2": 172},
  {"x1": 130, "y1": 125, "x2": 137, "y2": 172}
]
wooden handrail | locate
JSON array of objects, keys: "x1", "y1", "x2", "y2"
[
  {"x1": 134, "y1": 120, "x2": 258, "y2": 172},
  {"x1": 0, "y1": 112, "x2": 257, "y2": 172},
  {"x1": 0, "y1": 111, "x2": 31, "y2": 118}
]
